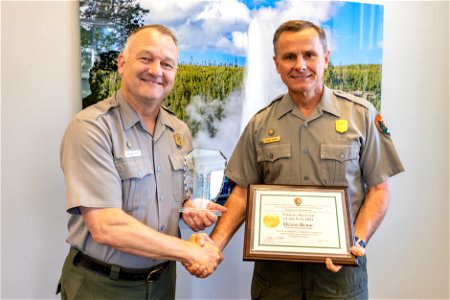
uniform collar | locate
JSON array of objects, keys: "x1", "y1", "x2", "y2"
[
  {"x1": 275, "y1": 93, "x2": 297, "y2": 119},
  {"x1": 318, "y1": 85, "x2": 340, "y2": 118},
  {"x1": 116, "y1": 90, "x2": 141, "y2": 131},
  {"x1": 155, "y1": 107, "x2": 176, "y2": 136},
  {"x1": 275, "y1": 85, "x2": 341, "y2": 120},
  {"x1": 117, "y1": 90, "x2": 176, "y2": 137}
]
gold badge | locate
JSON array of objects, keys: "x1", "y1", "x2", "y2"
[
  {"x1": 263, "y1": 213, "x2": 280, "y2": 228},
  {"x1": 335, "y1": 119, "x2": 348, "y2": 133},
  {"x1": 268, "y1": 129, "x2": 275, "y2": 136},
  {"x1": 173, "y1": 133, "x2": 183, "y2": 147}
]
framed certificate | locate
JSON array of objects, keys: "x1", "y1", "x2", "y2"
[{"x1": 244, "y1": 184, "x2": 357, "y2": 265}]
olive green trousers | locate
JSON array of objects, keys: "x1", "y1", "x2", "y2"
[{"x1": 58, "y1": 248, "x2": 176, "y2": 300}]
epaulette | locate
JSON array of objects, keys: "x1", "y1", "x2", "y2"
[
  {"x1": 161, "y1": 105, "x2": 176, "y2": 116},
  {"x1": 333, "y1": 90, "x2": 371, "y2": 109},
  {"x1": 93, "y1": 95, "x2": 119, "y2": 114},
  {"x1": 254, "y1": 94, "x2": 284, "y2": 116}
]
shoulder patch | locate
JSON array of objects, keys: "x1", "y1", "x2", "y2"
[
  {"x1": 333, "y1": 90, "x2": 371, "y2": 109},
  {"x1": 375, "y1": 113, "x2": 391, "y2": 136}
]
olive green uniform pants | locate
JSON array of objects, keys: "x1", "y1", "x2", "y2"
[{"x1": 58, "y1": 248, "x2": 176, "y2": 300}]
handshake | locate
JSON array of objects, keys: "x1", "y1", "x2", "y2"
[
  {"x1": 180, "y1": 199, "x2": 227, "y2": 278},
  {"x1": 183, "y1": 233, "x2": 223, "y2": 278}
]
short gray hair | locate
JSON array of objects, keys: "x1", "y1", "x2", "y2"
[
  {"x1": 273, "y1": 20, "x2": 327, "y2": 54},
  {"x1": 123, "y1": 24, "x2": 178, "y2": 57}
]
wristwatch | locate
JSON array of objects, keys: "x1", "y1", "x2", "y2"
[
  {"x1": 355, "y1": 236, "x2": 366, "y2": 248},
  {"x1": 181, "y1": 198, "x2": 190, "y2": 207}
]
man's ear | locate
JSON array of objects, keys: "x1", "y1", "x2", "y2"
[
  {"x1": 117, "y1": 54, "x2": 126, "y2": 75},
  {"x1": 324, "y1": 50, "x2": 331, "y2": 69},
  {"x1": 273, "y1": 55, "x2": 280, "y2": 74}
]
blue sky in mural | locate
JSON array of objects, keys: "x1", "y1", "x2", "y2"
[
  {"x1": 240, "y1": 0, "x2": 280, "y2": 9},
  {"x1": 323, "y1": 2, "x2": 384, "y2": 65},
  {"x1": 140, "y1": 0, "x2": 383, "y2": 66}
]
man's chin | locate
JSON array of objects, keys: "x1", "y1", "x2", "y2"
[
  {"x1": 139, "y1": 88, "x2": 165, "y2": 100},
  {"x1": 288, "y1": 84, "x2": 310, "y2": 93}
]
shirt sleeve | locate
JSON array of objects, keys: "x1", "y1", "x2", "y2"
[
  {"x1": 359, "y1": 106, "x2": 405, "y2": 187},
  {"x1": 225, "y1": 117, "x2": 262, "y2": 188},
  {"x1": 60, "y1": 113, "x2": 123, "y2": 214}
]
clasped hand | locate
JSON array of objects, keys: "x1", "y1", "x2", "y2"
[
  {"x1": 183, "y1": 233, "x2": 223, "y2": 278},
  {"x1": 325, "y1": 243, "x2": 366, "y2": 273}
]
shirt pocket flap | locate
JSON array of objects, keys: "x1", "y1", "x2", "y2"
[
  {"x1": 256, "y1": 143, "x2": 291, "y2": 163},
  {"x1": 169, "y1": 152, "x2": 185, "y2": 171},
  {"x1": 321, "y1": 142, "x2": 359, "y2": 163},
  {"x1": 115, "y1": 158, "x2": 154, "y2": 180}
]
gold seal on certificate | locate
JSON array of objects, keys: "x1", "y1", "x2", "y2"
[
  {"x1": 263, "y1": 213, "x2": 280, "y2": 228},
  {"x1": 244, "y1": 184, "x2": 357, "y2": 265},
  {"x1": 179, "y1": 148, "x2": 227, "y2": 216}
]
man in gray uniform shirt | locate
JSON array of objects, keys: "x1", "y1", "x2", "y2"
[
  {"x1": 210, "y1": 20, "x2": 404, "y2": 299},
  {"x1": 58, "y1": 25, "x2": 225, "y2": 300}
]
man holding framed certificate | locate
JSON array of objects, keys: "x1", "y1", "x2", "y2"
[{"x1": 209, "y1": 20, "x2": 404, "y2": 299}]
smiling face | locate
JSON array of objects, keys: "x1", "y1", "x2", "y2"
[
  {"x1": 118, "y1": 28, "x2": 178, "y2": 109},
  {"x1": 273, "y1": 28, "x2": 330, "y2": 100}
]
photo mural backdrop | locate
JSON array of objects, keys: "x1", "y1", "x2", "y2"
[{"x1": 80, "y1": 0, "x2": 384, "y2": 158}]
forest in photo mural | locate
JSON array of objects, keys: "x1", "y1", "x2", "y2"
[{"x1": 80, "y1": 0, "x2": 384, "y2": 145}]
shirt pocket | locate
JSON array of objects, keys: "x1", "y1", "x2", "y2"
[
  {"x1": 256, "y1": 143, "x2": 291, "y2": 184},
  {"x1": 320, "y1": 142, "x2": 359, "y2": 186},
  {"x1": 115, "y1": 158, "x2": 154, "y2": 211},
  {"x1": 169, "y1": 152, "x2": 186, "y2": 204}
]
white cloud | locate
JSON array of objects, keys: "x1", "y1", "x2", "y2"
[
  {"x1": 138, "y1": 1, "x2": 341, "y2": 59},
  {"x1": 140, "y1": 0, "x2": 251, "y2": 56},
  {"x1": 193, "y1": 0, "x2": 251, "y2": 26},
  {"x1": 141, "y1": 1, "x2": 205, "y2": 25},
  {"x1": 231, "y1": 31, "x2": 248, "y2": 53}
]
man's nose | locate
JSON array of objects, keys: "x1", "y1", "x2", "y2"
[
  {"x1": 295, "y1": 57, "x2": 307, "y2": 71},
  {"x1": 147, "y1": 60, "x2": 163, "y2": 76}
]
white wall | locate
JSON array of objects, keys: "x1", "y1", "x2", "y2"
[
  {"x1": 1, "y1": 1, "x2": 448, "y2": 299},
  {"x1": 1, "y1": 1, "x2": 81, "y2": 298}
]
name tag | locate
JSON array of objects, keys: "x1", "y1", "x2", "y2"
[
  {"x1": 124, "y1": 150, "x2": 142, "y2": 158},
  {"x1": 262, "y1": 136, "x2": 281, "y2": 144}
]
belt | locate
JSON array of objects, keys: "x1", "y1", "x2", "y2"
[{"x1": 73, "y1": 250, "x2": 170, "y2": 282}]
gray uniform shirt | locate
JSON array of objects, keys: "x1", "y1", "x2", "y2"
[
  {"x1": 60, "y1": 90, "x2": 192, "y2": 268},
  {"x1": 226, "y1": 86, "x2": 404, "y2": 220}
]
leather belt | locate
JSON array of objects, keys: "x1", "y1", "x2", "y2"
[{"x1": 73, "y1": 250, "x2": 170, "y2": 282}]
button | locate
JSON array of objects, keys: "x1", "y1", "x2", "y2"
[
  {"x1": 303, "y1": 122, "x2": 308, "y2": 127},
  {"x1": 269, "y1": 153, "x2": 274, "y2": 159},
  {"x1": 160, "y1": 225, "x2": 166, "y2": 231},
  {"x1": 126, "y1": 141, "x2": 132, "y2": 148},
  {"x1": 156, "y1": 165, "x2": 161, "y2": 172},
  {"x1": 304, "y1": 176, "x2": 309, "y2": 181},
  {"x1": 339, "y1": 153, "x2": 345, "y2": 159},
  {"x1": 303, "y1": 148, "x2": 309, "y2": 154},
  {"x1": 159, "y1": 195, "x2": 164, "y2": 201},
  {"x1": 138, "y1": 171, "x2": 143, "y2": 176}
]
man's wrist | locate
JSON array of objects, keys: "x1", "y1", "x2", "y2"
[{"x1": 355, "y1": 235, "x2": 366, "y2": 248}]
